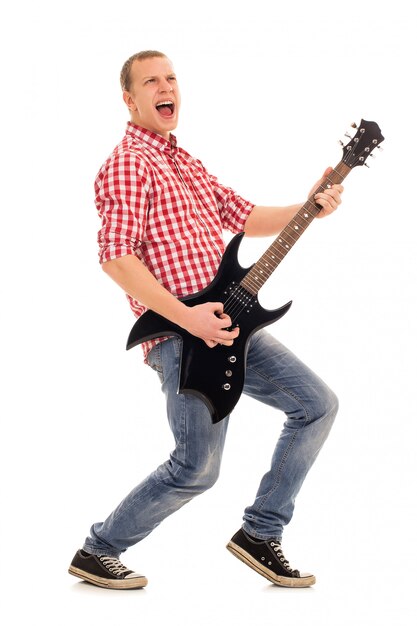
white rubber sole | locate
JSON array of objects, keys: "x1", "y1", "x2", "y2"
[
  {"x1": 68, "y1": 565, "x2": 148, "y2": 589},
  {"x1": 227, "y1": 541, "x2": 316, "y2": 588}
]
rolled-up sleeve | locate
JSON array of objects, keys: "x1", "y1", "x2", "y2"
[
  {"x1": 95, "y1": 152, "x2": 150, "y2": 264},
  {"x1": 207, "y1": 172, "x2": 255, "y2": 233}
]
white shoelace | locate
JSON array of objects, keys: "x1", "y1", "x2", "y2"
[
  {"x1": 99, "y1": 556, "x2": 131, "y2": 575},
  {"x1": 270, "y1": 542, "x2": 294, "y2": 572}
]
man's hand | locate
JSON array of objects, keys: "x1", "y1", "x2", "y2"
[
  {"x1": 310, "y1": 167, "x2": 344, "y2": 218},
  {"x1": 180, "y1": 302, "x2": 240, "y2": 348}
]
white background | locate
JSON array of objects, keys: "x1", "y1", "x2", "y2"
[{"x1": 1, "y1": 0, "x2": 416, "y2": 624}]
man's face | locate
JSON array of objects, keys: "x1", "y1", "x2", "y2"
[{"x1": 124, "y1": 57, "x2": 180, "y2": 139}]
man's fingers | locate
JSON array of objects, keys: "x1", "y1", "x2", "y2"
[{"x1": 205, "y1": 325, "x2": 240, "y2": 348}]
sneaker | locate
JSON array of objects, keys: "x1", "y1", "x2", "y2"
[
  {"x1": 226, "y1": 528, "x2": 316, "y2": 587},
  {"x1": 68, "y1": 549, "x2": 148, "y2": 589}
]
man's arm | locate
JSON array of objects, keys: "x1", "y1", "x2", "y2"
[
  {"x1": 244, "y1": 168, "x2": 344, "y2": 237},
  {"x1": 102, "y1": 255, "x2": 239, "y2": 348}
]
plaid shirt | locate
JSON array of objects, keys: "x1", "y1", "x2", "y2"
[{"x1": 95, "y1": 122, "x2": 254, "y2": 360}]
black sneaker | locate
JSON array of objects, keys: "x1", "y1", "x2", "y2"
[
  {"x1": 227, "y1": 528, "x2": 316, "y2": 587},
  {"x1": 68, "y1": 549, "x2": 148, "y2": 589}
]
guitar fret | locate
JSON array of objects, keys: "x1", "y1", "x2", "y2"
[
  {"x1": 259, "y1": 256, "x2": 273, "y2": 269},
  {"x1": 269, "y1": 243, "x2": 285, "y2": 258},
  {"x1": 306, "y1": 199, "x2": 321, "y2": 215},
  {"x1": 281, "y1": 230, "x2": 298, "y2": 245},
  {"x1": 277, "y1": 239, "x2": 290, "y2": 251},
  {"x1": 241, "y1": 276, "x2": 260, "y2": 294},
  {"x1": 258, "y1": 261, "x2": 272, "y2": 279},
  {"x1": 293, "y1": 217, "x2": 307, "y2": 230}
]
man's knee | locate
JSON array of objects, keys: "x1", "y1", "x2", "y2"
[
  {"x1": 324, "y1": 387, "x2": 338, "y2": 415},
  {"x1": 187, "y1": 459, "x2": 221, "y2": 493},
  {"x1": 172, "y1": 454, "x2": 222, "y2": 495},
  {"x1": 313, "y1": 386, "x2": 339, "y2": 426}
]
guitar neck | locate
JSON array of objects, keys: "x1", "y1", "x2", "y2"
[{"x1": 240, "y1": 161, "x2": 352, "y2": 295}]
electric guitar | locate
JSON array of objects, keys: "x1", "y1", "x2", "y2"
[{"x1": 126, "y1": 119, "x2": 384, "y2": 423}]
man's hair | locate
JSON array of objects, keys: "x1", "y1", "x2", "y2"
[{"x1": 120, "y1": 50, "x2": 167, "y2": 92}]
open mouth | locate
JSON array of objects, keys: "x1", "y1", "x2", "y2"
[{"x1": 155, "y1": 100, "x2": 175, "y2": 118}]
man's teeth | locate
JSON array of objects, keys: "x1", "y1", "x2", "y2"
[{"x1": 156, "y1": 101, "x2": 174, "y2": 107}]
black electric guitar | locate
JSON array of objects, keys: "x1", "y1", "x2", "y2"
[{"x1": 127, "y1": 119, "x2": 384, "y2": 423}]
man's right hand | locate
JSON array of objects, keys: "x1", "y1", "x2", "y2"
[
  {"x1": 180, "y1": 302, "x2": 240, "y2": 348},
  {"x1": 101, "y1": 256, "x2": 239, "y2": 348}
]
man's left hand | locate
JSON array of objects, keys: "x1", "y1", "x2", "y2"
[{"x1": 309, "y1": 166, "x2": 344, "y2": 218}]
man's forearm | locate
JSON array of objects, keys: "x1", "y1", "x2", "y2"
[
  {"x1": 102, "y1": 254, "x2": 190, "y2": 327},
  {"x1": 245, "y1": 169, "x2": 344, "y2": 237},
  {"x1": 101, "y1": 254, "x2": 240, "y2": 346},
  {"x1": 244, "y1": 204, "x2": 303, "y2": 237}
]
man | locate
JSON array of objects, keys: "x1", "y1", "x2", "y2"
[{"x1": 69, "y1": 50, "x2": 343, "y2": 590}]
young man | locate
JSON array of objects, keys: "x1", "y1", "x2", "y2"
[{"x1": 69, "y1": 51, "x2": 343, "y2": 590}]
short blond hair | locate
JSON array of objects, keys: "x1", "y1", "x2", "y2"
[{"x1": 120, "y1": 50, "x2": 167, "y2": 91}]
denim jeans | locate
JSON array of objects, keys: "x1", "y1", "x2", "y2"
[{"x1": 84, "y1": 330, "x2": 338, "y2": 557}]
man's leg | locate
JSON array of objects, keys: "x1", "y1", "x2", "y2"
[
  {"x1": 227, "y1": 329, "x2": 338, "y2": 586},
  {"x1": 70, "y1": 337, "x2": 229, "y2": 587}
]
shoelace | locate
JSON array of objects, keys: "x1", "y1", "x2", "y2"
[
  {"x1": 269, "y1": 542, "x2": 293, "y2": 572},
  {"x1": 99, "y1": 556, "x2": 130, "y2": 576}
]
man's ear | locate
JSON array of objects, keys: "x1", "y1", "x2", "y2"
[{"x1": 123, "y1": 90, "x2": 137, "y2": 111}]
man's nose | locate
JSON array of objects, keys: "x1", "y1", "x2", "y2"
[{"x1": 159, "y1": 80, "x2": 173, "y2": 93}]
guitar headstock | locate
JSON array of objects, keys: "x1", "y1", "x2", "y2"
[{"x1": 342, "y1": 119, "x2": 384, "y2": 169}]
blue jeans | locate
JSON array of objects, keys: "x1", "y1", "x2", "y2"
[{"x1": 84, "y1": 330, "x2": 338, "y2": 557}]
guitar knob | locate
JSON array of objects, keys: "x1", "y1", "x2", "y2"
[
  {"x1": 222, "y1": 383, "x2": 231, "y2": 391},
  {"x1": 228, "y1": 356, "x2": 237, "y2": 363},
  {"x1": 225, "y1": 370, "x2": 232, "y2": 377}
]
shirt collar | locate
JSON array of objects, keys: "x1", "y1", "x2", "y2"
[{"x1": 126, "y1": 122, "x2": 177, "y2": 154}]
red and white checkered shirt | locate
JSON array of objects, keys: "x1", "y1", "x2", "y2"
[{"x1": 95, "y1": 122, "x2": 254, "y2": 360}]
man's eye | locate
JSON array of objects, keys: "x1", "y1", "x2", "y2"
[
  {"x1": 168, "y1": 76, "x2": 176, "y2": 82},
  {"x1": 145, "y1": 79, "x2": 155, "y2": 85}
]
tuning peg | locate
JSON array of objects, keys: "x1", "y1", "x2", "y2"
[
  {"x1": 364, "y1": 163, "x2": 370, "y2": 168},
  {"x1": 344, "y1": 132, "x2": 352, "y2": 139},
  {"x1": 338, "y1": 139, "x2": 344, "y2": 146},
  {"x1": 351, "y1": 122, "x2": 358, "y2": 128},
  {"x1": 377, "y1": 145, "x2": 384, "y2": 151}
]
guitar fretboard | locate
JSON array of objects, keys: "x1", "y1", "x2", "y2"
[{"x1": 240, "y1": 161, "x2": 351, "y2": 295}]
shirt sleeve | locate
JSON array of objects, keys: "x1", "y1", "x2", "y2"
[
  {"x1": 191, "y1": 157, "x2": 254, "y2": 233},
  {"x1": 95, "y1": 151, "x2": 150, "y2": 264},
  {"x1": 211, "y1": 177, "x2": 255, "y2": 233}
]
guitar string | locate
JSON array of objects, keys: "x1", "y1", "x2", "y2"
[
  {"x1": 219, "y1": 286, "x2": 254, "y2": 323},
  {"x1": 224, "y1": 286, "x2": 256, "y2": 321}
]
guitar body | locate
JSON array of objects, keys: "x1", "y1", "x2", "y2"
[{"x1": 127, "y1": 233, "x2": 292, "y2": 423}]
